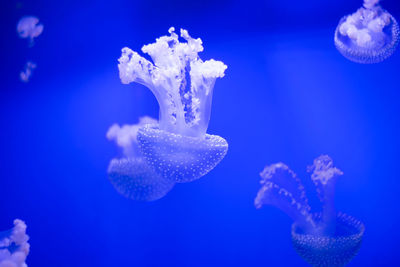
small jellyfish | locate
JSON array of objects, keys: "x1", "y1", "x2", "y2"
[
  {"x1": 0, "y1": 219, "x2": 30, "y2": 267},
  {"x1": 19, "y1": 61, "x2": 36, "y2": 83},
  {"x1": 118, "y1": 27, "x2": 228, "y2": 183},
  {"x1": 255, "y1": 155, "x2": 365, "y2": 267},
  {"x1": 334, "y1": 0, "x2": 399, "y2": 63},
  {"x1": 17, "y1": 16, "x2": 43, "y2": 47},
  {"x1": 107, "y1": 116, "x2": 175, "y2": 201}
]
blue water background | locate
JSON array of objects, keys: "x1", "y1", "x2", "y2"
[{"x1": 1, "y1": 0, "x2": 400, "y2": 266}]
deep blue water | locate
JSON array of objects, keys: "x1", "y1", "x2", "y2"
[{"x1": 1, "y1": 0, "x2": 400, "y2": 266}]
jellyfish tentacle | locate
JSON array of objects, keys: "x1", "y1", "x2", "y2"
[
  {"x1": 308, "y1": 155, "x2": 343, "y2": 236},
  {"x1": 255, "y1": 163, "x2": 315, "y2": 231},
  {"x1": 0, "y1": 219, "x2": 30, "y2": 267}
]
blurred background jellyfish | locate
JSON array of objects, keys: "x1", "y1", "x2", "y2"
[
  {"x1": 0, "y1": 219, "x2": 30, "y2": 267},
  {"x1": 17, "y1": 16, "x2": 43, "y2": 47},
  {"x1": 19, "y1": 61, "x2": 36, "y2": 83},
  {"x1": 107, "y1": 116, "x2": 175, "y2": 201},
  {"x1": 334, "y1": 0, "x2": 399, "y2": 63},
  {"x1": 118, "y1": 27, "x2": 228, "y2": 183},
  {"x1": 255, "y1": 155, "x2": 365, "y2": 267}
]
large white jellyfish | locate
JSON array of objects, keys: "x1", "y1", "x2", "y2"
[
  {"x1": 17, "y1": 16, "x2": 43, "y2": 47},
  {"x1": 334, "y1": 0, "x2": 399, "y2": 63},
  {"x1": 107, "y1": 116, "x2": 175, "y2": 201},
  {"x1": 0, "y1": 219, "x2": 30, "y2": 267},
  {"x1": 255, "y1": 155, "x2": 365, "y2": 267},
  {"x1": 118, "y1": 27, "x2": 228, "y2": 183},
  {"x1": 19, "y1": 61, "x2": 36, "y2": 83}
]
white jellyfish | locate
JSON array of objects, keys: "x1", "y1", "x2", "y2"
[
  {"x1": 255, "y1": 155, "x2": 365, "y2": 267},
  {"x1": 17, "y1": 16, "x2": 43, "y2": 47},
  {"x1": 19, "y1": 61, "x2": 36, "y2": 83},
  {"x1": 0, "y1": 219, "x2": 30, "y2": 267},
  {"x1": 118, "y1": 27, "x2": 228, "y2": 183},
  {"x1": 334, "y1": 0, "x2": 399, "y2": 63},
  {"x1": 107, "y1": 116, "x2": 175, "y2": 201}
]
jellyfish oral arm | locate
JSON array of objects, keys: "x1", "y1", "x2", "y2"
[
  {"x1": 308, "y1": 155, "x2": 344, "y2": 235},
  {"x1": 118, "y1": 27, "x2": 227, "y2": 138}
]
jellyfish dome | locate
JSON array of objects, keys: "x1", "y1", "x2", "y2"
[
  {"x1": 0, "y1": 219, "x2": 30, "y2": 267},
  {"x1": 107, "y1": 117, "x2": 175, "y2": 201},
  {"x1": 17, "y1": 16, "x2": 43, "y2": 46},
  {"x1": 118, "y1": 27, "x2": 228, "y2": 183},
  {"x1": 334, "y1": 0, "x2": 399, "y2": 63},
  {"x1": 255, "y1": 155, "x2": 365, "y2": 266}
]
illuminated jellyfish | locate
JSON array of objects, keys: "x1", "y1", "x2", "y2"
[
  {"x1": 0, "y1": 219, "x2": 30, "y2": 267},
  {"x1": 334, "y1": 0, "x2": 399, "y2": 63},
  {"x1": 19, "y1": 61, "x2": 36, "y2": 83},
  {"x1": 107, "y1": 116, "x2": 175, "y2": 201},
  {"x1": 255, "y1": 155, "x2": 365, "y2": 267},
  {"x1": 118, "y1": 27, "x2": 228, "y2": 183},
  {"x1": 17, "y1": 16, "x2": 43, "y2": 47}
]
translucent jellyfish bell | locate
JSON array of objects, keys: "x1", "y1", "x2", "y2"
[
  {"x1": 107, "y1": 117, "x2": 175, "y2": 201},
  {"x1": 0, "y1": 219, "x2": 30, "y2": 267},
  {"x1": 118, "y1": 27, "x2": 228, "y2": 183},
  {"x1": 334, "y1": 0, "x2": 399, "y2": 63},
  {"x1": 255, "y1": 155, "x2": 365, "y2": 267},
  {"x1": 17, "y1": 16, "x2": 43, "y2": 47}
]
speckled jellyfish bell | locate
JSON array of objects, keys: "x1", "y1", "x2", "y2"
[
  {"x1": 334, "y1": 0, "x2": 399, "y2": 63},
  {"x1": 0, "y1": 219, "x2": 30, "y2": 267},
  {"x1": 118, "y1": 27, "x2": 228, "y2": 183},
  {"x1": 255, "y1": 155, "x2": 365, "y2": 267},
  {"x1": 107, "y1": 117, "x2": 175, "y2": 201}
]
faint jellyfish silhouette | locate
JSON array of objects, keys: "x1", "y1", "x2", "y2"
[
  {"x1": 107, "y1": 116, "x2": 175, "y2": 201},
  {"x1": 19, "y1": 61, "x2": 36, "y2": 83},
  {"x1": 118, "y1": 27, "x2": 228, "y2": 183},
  {"x1": 0, "y1": 219, "x2": 30, "y2": 267},
  {"x1": 17, "y1": 16, "x2": 43, "y2": 47},
  {"x1": 334, "y1": 0, "x2": 399, "y2": 63},
  {"x1": 255, "y1": 155, "x2": 365, "y2": 267}
]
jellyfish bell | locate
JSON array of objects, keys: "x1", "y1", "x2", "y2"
[
  {"x1": 0, "y1": 219, "x2": 30, "y2": 267},
  {"x1": 137, "y1": 124, "x2": 228, "y2": 183},
  {"x1": 334, "y1": 0, "x2": 399, "y2": 63},
  {"x1": 17, "y1": 16, "x2": 43, "y2": 46},
  {"x1": 255, "y1": 155, "x2": 365, "y2": 266},
  {"x1": 107, "y1": 117, "x2": 175, "y2": 201},
  {"x1": 118, "y1": 27, "x2": 228, "y2": 183},
  {"x1": 108, "y1": 157, "x2": 174, "y2": 201},
  {"x1": 292, "y1": 213, "x2": 365, "y2": 267}
]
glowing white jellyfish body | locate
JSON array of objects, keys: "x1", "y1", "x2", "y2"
[
  {"x1": 17, "y1": 16, "x2": 43, "y2": 46},
  {"x1": 107, "y1": 117, "x2": 175, "y2": 201},
  {"x1": 118, "y1": 27, "x2": 228, "y2": 183},
  {"x1": 334, "y1": 0, "x2": 399, "y2": 63},
  {"x1": 0, "y1": 219, "x2": 30, "y2": 267},
  {"x1": 19, "y1": 61, "x2": 36, "y2": 83},
  {"x1": 255, "y1": 155, "x2": 365, "y2": 267}
]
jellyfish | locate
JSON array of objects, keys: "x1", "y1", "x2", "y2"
[
  {"x1": 0, "y1": 219, "x2": 30, "y2": 267},
  {"x1": 107, "y1": 116, "x2": 175, "y2": 201},
  {"x1": 334, "y1": 0, "x2": 399, "y2": 63},
  {"x1": 255, "y1": 155, "x2": 365, "y2": 267},
  {"x1": 17, "y1": 16, "x2": 43, "y2": 47},
  {"x1": 118, "y1": 27, "x2": 228, "y2": 183},
  {"x1": 19, "y1": 61, "x2": 36, "y2": 83}
]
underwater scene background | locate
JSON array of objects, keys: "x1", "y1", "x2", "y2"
[{"x1": 1, "y1": 0, "x2": 400, "y2": 266}]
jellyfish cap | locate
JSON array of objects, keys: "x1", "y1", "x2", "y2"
[
  {"x1": 291, "y1": 212, "x2": 365, "y2": 267},
  {"x1": 334, "y1": 2, "x2": 399, "y2": 63},
  {"x1": 17, "y1": 16, "x2": 43, "y2": 41},
  {"x1": 137, "y1": 124, "x2": 228, "y2": 183},
  {"x1": 108, "y1": 157, "x2": 175, "y2": 201},
  {"x1": 118, "y1": 28, "x2": 227, "y2": 138}
]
